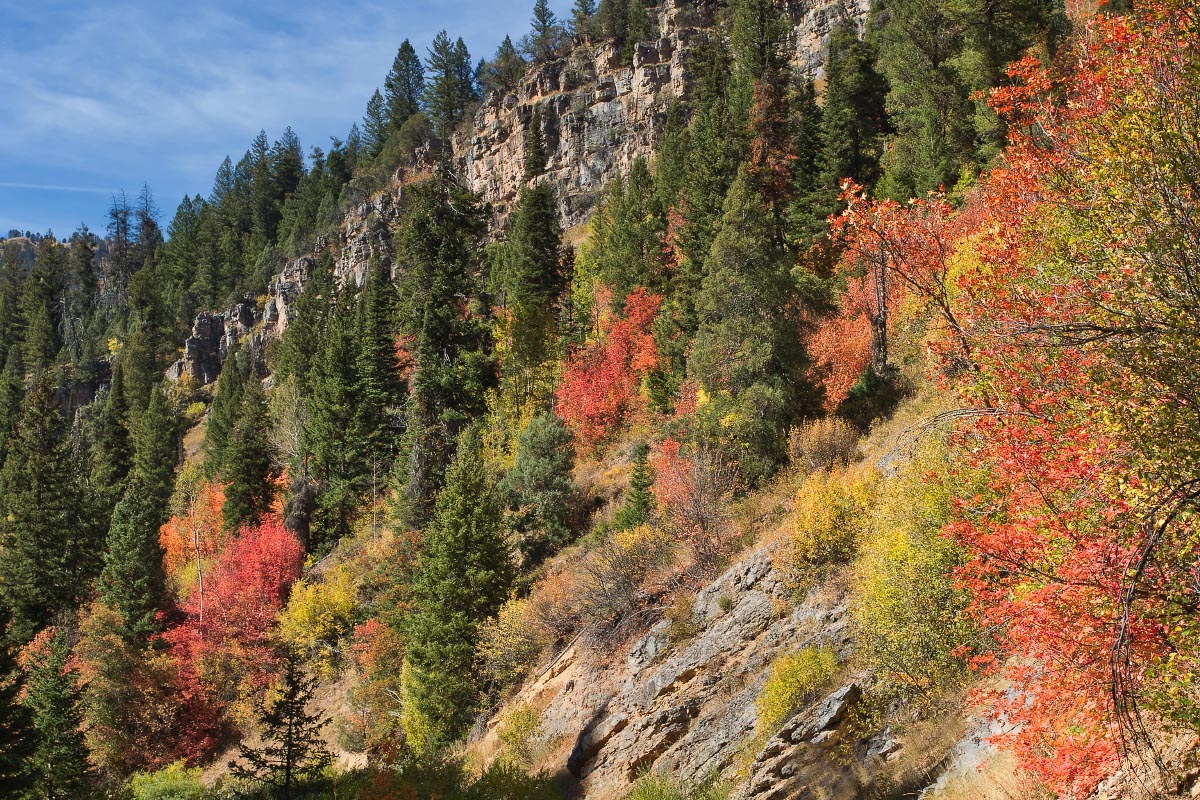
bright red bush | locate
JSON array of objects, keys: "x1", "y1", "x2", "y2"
[{"x1": 556, "y1": 287, "x2": 661, "y2": 447}]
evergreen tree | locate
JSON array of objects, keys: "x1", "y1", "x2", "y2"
[
  {"x1": 402, "y1": 429, "x2": 513, "y2": 753},
  {"x1": 817, "y1": 19, "x2": 889, "y2": 207},
  {"x1": 424, "y1": 31, "x2": 477, "y2": 139},
  {"x1": 523, "y1": 0, "x2": 567, "y2": 61},
  {"x1": 230, "y1": 649, "x2": 331, "y2": 799},
  {"x1": 132, "y1": 385, "x2": 179, "y2": 508},
  {"x1": 571, "y1": 0, "x2": 598, "y2": 38},
  {"x1": 203, "y1": 347, "x2": 245, "y2": 478},
  {"x1": 0, "y1": 347, "x2": 24, "y2": 468},
  {"x1": 98, "y1": 480, "x2": 169, "y2": 642},
  {"x1": 353, "y1": 261, "x2": 405, "y2": 473},
  {"x1": 385, "y1": 39, "x2": 425, "y2": 132},
  {"x1": 0, "y1": 605, "x2": 34, "y2": 793},
  {"x1": 730, "y1": 0, "x2": 790, "y2": 82},
  {"x1": 688, "y1": 170, "x2": 816, "y2": 483},
  {"x1": 479, "y1": 35, "x2": 527, "y2": 96},
  {"x1": 222, "y1": 376, "x2": 276, "y2": 532},
  {"x1": 363, "y1": 89, "x2": 389, "y2": 158},
  {"x1": 523, "y1": 109, "x2": 548, "y2": 180},
  {"x1": 501, "y1": 413, "x2": 576, "y2": 564},
  {"x1": 785, "y1": 79, "x2": 826, "y2": 247},
  {"x1": 392, "y1": 170, "x2": 494, "y2": 528},
  {"x1": 306, "y1": 294, "x2": 365, "y2": 546},
  {"x1": 613, "y1": 441, "x2": 653, "y2": 531},
  {"x1": 20, "y1": 627, "x2": 94, "y2": 799},
  {"x1": 0, "y1": 377, "x2": 102, "y2": 645}
]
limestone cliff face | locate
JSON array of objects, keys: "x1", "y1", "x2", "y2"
[{"x1": 456, "y1": 0, "x2": 868, "y2": 231}]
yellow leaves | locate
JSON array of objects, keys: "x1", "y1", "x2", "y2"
[
  {"x1": 755, "y1": 647, "x2": 837, "y2": 735},
  {"x1": 788, "y1": 465, "x2": 877, "y2": 587},
  {"x1": 277, "y1": 564, "x2": 358, "y2": 676}
]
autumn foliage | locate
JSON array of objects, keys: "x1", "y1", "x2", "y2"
[
  {"x1": 160, "y1": 519, "x2": 305, "y2": 760},
  {"x1": 824, "y1": 2, "x2": 1200, "y2": 794},
  {"x1": 556, "y1": 287, "x2": 661, "y2": 447}
]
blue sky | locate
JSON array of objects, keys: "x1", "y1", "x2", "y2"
[{"x1": 0, "y1": 0, "x2": 568, "y2": 238}]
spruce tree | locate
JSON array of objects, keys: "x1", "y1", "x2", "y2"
[
  {"x1": 0, "y1": 347, "x2": 23, "y2": 468},
  {"x1": 98, "y1": 480, "x2": 169, "y2": 641},
  {"x1": 0, "y1": 377, "x2": 102, "y2": 645},
  {"x1": 363, "y1": 89, "x2": 389, "y2": 158},
  {"x1": 306, "y1": 294, "x2": 364, "y2": 546},
  {"x1": 688, "y1": 169, "x2": 815, "y2": 483},
  {"x1": 816, "y1": 19, "x2": 889, "y2": 208},
  {"x1": 222, "y1": 376, "x2": 276, "y2": 532},
  {"x1": 203, "y1": 347, "x2": 245, "y2": 478},
  {"x1": 614, "y1": 441, "x2": 653, "y2": 531},
  {"x1": 501, "y1": 414, "x2": 576, "y2": 565},
  {"x1": 571, "y1": 0, "x2": 597, "y2": 38},
  {"x1": 523, "y1": 0, "x2": 567, "y2": 61},
  {"x1": 480, "y1": 35, "x2": 526, "y2": 95},
  {"x1": 385, "y1": 39, "x2": 425, "y2": 132},
  {"x1": 0, "y1": 604, "x2": 34, "y2": 793},
  {"x1": 392, "y1": 170, "x2": 493, "y2": 528},
  {"x1": 730, "y1": 0, "x2": 790, "y2": 82},
  {"x1": 132, "y1": 385, "x2": 179, "y2": 508},
  {"x1": 231, "y1": 650, "x2": 332, "y2": 799},
  {"x1": 402, "y1": 429, "x2": 513, "y2": 753},
  {"x1": 424, "y1": 32, "x2": 477, "y2": 139},
  {"x1": 353, "y1": 261, "x2": 405, "y2": 474},
  {"x1": 21, "y1": 627, "x2": 94, "y2": 799}
]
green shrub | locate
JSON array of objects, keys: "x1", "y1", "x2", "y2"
[
  {"x1": 129, "y1": 761, "x2": 206, "y2": 800},
  {"x1": 755, "y1": 647, "x2": 837, "y2": 735}
]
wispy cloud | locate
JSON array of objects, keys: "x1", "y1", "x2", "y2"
[
  {"x1": 0, "y1": 182, "x2": 113, "y2": 194},
  {"x1": 0, "y1": 0, "x2": 561, "y2": 234}
]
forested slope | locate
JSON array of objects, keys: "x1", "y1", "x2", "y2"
[{"x1": 2, "y1": 0, "x2": 1198, "y2": 798}]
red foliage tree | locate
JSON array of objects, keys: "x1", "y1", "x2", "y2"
[
  {"x1": 161, "y1": 519, "x2": 305, "y2": 761},
  {"x1": 556, "y1": 287, "x2": 661, "y2": 447}
]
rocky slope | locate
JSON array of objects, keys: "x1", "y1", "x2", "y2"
[{"x1": 471, "y1": 548, "x2": 968, "y2": 800}]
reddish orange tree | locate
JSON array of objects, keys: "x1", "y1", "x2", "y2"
[{"x1": 556, "y1": 287, "x2": 661, "y2": 448}]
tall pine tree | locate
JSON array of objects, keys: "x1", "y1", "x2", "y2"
[{"x1": 401, "y1": 429, "x2": 513, "y2": 753}]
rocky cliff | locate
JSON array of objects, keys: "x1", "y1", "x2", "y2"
[
  {"x1": 167, "y1": 0, "x2": 868, "y2": 388},
  {"x1": 457, "y1": 0, "x2": 869, "y2": 231}
]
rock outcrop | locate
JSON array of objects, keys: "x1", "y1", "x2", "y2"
[
  {"x1": 457, "y1": 0, "x2": 869, "y2": 230},
  {"x1": 472, "y1": 549, "x2": 889, "y2": 799}
]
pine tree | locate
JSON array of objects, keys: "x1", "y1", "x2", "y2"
[
  {"x1": 523, "y1": 0, "x2": 567, "y2": 61},
  {"x1": 571, "y1": 0, "x2": 598, "y2": 38},
  {"x1": 363, "y1": 89, "x2": 389, "y2": 158},
  {"x1": 501, "y1": 414, "x2": 576, "y2": 564},
  {"x1": 523, "y1": 109, "x2": 548, "y2": 180},
  {"x1": 424, "y1": 31, "x2": 477, "y2": 139},
  {"x1": 401, "y1": 429, "x2": 513, "y2": 753},
  {"x1": 222, "y1": 376, "x2": 276, "y2": 532},
  {"x1": 385, "y1": 39, "x2": 425, "y2": 132},
  {"x1": 98, "y1": 480, "x2": 169, "y2": 641},
  {"x1": 20, "y1": 627, "x2": 94, "y2": 799},
  {"x1": 0, "y1": 377, "x2": 102, "y2": 645},
  {"x1": 353, "y1": 261, "x2": 404, "y2": 472},
  {"x1": 231, "y1": 650, "x2": 331, "y2": 798},
  {"x1": 785, "y1": 79, "x2": 826, "y2": 247},
  {"x1": 613, "y1": 441, "x2": 653, "y2": 531},
  {"x1": 204, "y1": 347, "x2": 245, "y2": 478},
  {"x1": 0, "y1": 605, "x2": 34, "y2": 793}
]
